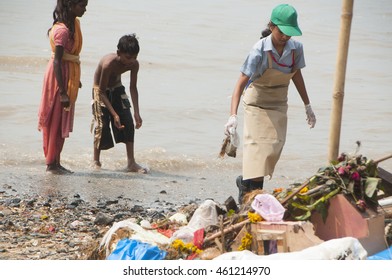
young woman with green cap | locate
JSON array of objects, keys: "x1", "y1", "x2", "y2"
[{"x1": 224, "y1": 4, "x2": 316, "y2": 204}]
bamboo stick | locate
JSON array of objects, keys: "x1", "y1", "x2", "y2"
[
  {"x1": 204, "y1": 219, "x2": 250, "y2": 243},
  {"x1": 279, "y1": 179, "x2": 311, "y2": 206},
  {"x1": 219, "y1": 215, "x2": 225, "y2": 253},
  {"x1": 328, "y1": 0, "x2": 354, "y2": 162},
  {"x1": 301, "y1": 184, "x2": 329, "y2": 197},
  {"x1": 374, "y1": 154, "x2": 392, "y2": 165}
]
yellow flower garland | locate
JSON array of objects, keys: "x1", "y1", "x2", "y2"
[{"x1": 171, "y1": 239, "x2": 203, "y2": 255}]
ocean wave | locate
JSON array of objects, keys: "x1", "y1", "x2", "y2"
[
  {"x1": 0, "y1": 56, "x2": 48, "y2": 71},
  {"x1": 0, "y1": 144, "x2": 241, "y2": 173}
]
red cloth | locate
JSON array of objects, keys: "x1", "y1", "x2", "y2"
[{"x1": 193, "y1": 228, "x2": 204, "y2": 250}]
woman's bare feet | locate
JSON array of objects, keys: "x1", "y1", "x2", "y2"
[
  {"x1": 57, "y1": 164, "x2": 74, "y2": 174},
  {"x1": 46, "y1": 163, "x2": 73, "y2": 175},
  {"x1": 125, "y1": 162, "x2": 149, "y2": 173},
  {"x1": 92, "y1": 160, "x2": 102, "y2": 169}
]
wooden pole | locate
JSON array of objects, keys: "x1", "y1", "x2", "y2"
[{"x1": 328, "y1": 0, "x2": 354, "y2": 163}]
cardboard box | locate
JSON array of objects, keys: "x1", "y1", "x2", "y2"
[
  {"x1": 311, "y1": 194, "x2": 387, "y2": 256},
  {"x1": 251, "y1": 221, "x2": 323, "y2": 254}
]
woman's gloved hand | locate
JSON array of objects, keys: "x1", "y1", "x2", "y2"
[
  {"x1": 224, "y1": 114, "x2": 238, "y2": 136},
  {"x1": 305, "y1": 104, "x2": 316, "y2": 128}
]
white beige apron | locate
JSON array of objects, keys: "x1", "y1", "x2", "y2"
[{"x1": 242, "y1": 52, "x2": 297, "y2": 180}]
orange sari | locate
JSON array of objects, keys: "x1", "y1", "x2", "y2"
[
  {"x1": 50, "y1": 18, "x2": 82, "y2": 105},
  {"x1": 38, "y1": 18, "x2": 83, "y2": 165}
]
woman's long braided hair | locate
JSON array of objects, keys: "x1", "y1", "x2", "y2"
[
  {"x1": 47, "y1": 0, "x2": 80, "y2": 39},
  {"x1": 260, "y1": 21, "x2": 276, "y2": 39}
]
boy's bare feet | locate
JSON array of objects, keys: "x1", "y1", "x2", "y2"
[{"x1": 125, "y1": 162, "x2": 149, "y2": 174}]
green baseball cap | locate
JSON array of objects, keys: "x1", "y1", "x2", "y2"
[{"x1": 271, "y1": 4, "x2": 302, "y2": 36}]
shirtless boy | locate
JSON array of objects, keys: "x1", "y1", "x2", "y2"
[{"x1": 91, "y1": 34, "x2": 147, "y2": 173}]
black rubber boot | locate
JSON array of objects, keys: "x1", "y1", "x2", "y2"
[
  {"x1": 236, "y1": 175, "x2": 250, "y2": 204},
  {"x1": 249, "y1": 178, "x2": 264, "y2": 190}
]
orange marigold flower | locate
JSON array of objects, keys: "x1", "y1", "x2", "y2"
[{"x1": 273, "y1": 187, "x2": 283, "y2": 193}]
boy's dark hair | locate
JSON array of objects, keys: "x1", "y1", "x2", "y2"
[{"x1": 117, "y1": 34, "x2": 140, "y2": 55}]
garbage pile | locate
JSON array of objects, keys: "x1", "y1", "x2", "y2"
[
  {"x1": 0, "y1": 189, "x2": 196, "y2": 260},
  {"x1": 89, "y1": 152, "x2": 392, "y2": 260}
]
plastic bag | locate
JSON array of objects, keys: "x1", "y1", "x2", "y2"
[
  {"x1": 251, "y1": 194, "x2": 285, "y2": 222},
  {"x1": 220, "y1": 128, "x2": 240, "y2": 158},
  {"x1": 229, "y1": 127, "x2": 240, "y2": 147},
  {"x1": 99, "y1": 220, "x2": 170, "y2": 258},
  {"x1": 187, "y1": 200, "x2": 219, "y2": 230},
  {"x1": 170, "y1": 200, "x2": 219, "y2": 243},
  {"x1": 368, "y1": 246, "x2": 392, "y2": 260},
  {"x1": 214, "y1": 237, "x2": 367, "y2": 260},
  {"x1": 107, "y1": 239, "x2": 167, "y2": 260},
  {"x1": 226, "y1": 128, "x2": 240, "y2": 157}
]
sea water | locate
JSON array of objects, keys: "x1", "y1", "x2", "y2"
[{"x1": 0, "y1": 0, "x2": 391, "y2": 204}]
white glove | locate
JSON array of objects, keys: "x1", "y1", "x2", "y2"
[
  {"x1": 305, "y1": 104, "x2": 316, "y2": 128},
  {"x1": 224, "y1": 114, "x2": 238, "y2": 136}
]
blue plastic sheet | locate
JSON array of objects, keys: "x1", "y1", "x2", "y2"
[
  {"x1": 107, "y1": 239, "x2": 167, "y2": 260},
  {"x1": 367, "y1": 246, "x2": 392, "y2": 260}
]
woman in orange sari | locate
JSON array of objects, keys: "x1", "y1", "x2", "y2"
[{"x1": 38, "y1": 0, "x2": 88, "y2": 174}]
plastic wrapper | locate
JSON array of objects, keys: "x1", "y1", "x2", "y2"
[
  {"x1": 107, "y1": 239, "x2": 167, "y2": 260},
  {"x1": 251, "y1": 194, "x2": 285, "y2": 222}
]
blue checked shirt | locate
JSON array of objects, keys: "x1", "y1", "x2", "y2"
[{"x1": 240, "y1": 35, "x2": 306, "y2": 82}]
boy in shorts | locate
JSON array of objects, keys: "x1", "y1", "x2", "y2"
[{"x1": 91, "y1": 34, "x2": 147, "y2": 173}]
